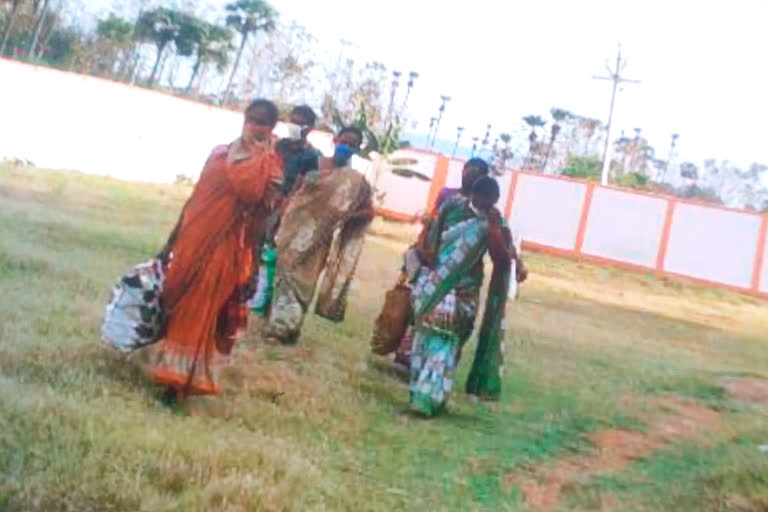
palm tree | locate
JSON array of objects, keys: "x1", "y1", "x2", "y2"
[
  {"x1": 498, "y1": 132, "x2": 512, "y2": 169},
  {"x1": 223, "y1": 0, "x2": 277, "y2": 104},
  {"x1": 0, "y1": 0, "x2": 23, "y2": 56},
  {"x1": 522, "y1": 115, "x2": 546, "y2": 169},
  {"x1": 542, "y1": 108, "x2": 572, "y2": 171},
  {"x1": 578, "y1": 117, "x2": 601, "y2": 155},
  {"x1": 135, "y1": 8, "x2": 182, "y2": 86},
  {"x1": 185, "y1": 22, "x2": 232, "y2": 94}
]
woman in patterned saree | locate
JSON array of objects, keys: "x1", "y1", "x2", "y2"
[
  {"x1": 408, "y1": 177, "x2": 523, "y2": 416},
  {"x1": 262, "y1": 127, "x2": 374, "y2": 344},
  {"x1": 146, "y1": 99, "x2": 282, "y2": 402},
  {"x1": 393, "y1": 158, "x2": 491, "y2": 368}
]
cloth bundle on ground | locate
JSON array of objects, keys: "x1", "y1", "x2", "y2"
[{"x1": 101, "y1": 259, "x2": 166, "y2": 352}]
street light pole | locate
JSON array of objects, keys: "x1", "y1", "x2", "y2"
[
  {"x1": 452, "y1": 126, "x2": 464, "y2": 156},
  {"x1": 430, "y1": 95, "x2": 451, "y2": 148},
  {"x1": 426, "y1": 117, "x2": 437, "y2": 147},
  {"x1": 593, "y1": 44, "x2": 640, "y2": 186}
]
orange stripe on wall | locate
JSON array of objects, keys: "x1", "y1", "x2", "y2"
[
  {"x1": 655, "y1": 200, "x2": 677, "y2": 274},
  {"x1": 425, "y1": 155, "x2": 449, "y2": 214},
  {"x1": 504, "y1": 171, "x2": 519, "y2": 220},
  {"x1": 751, "y1": 213, "x2": 768, "y2": 292},
  {"x1": 574, "y1": 183, "x2": 595, "y2": 253}
]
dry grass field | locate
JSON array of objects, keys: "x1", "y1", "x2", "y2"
[{"x1": 1, "y1": 164, "x2": 767, "y2": 511}]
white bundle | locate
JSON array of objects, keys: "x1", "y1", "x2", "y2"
[{"x1": 508, "y1": 233, "x2": 523, "y2": 301}]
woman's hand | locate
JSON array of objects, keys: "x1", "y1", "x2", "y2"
[{"x1": 515, "y1": 260, "x2": 528, "y2": 283}]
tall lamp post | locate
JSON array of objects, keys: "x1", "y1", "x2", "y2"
[
  {"x1": 430, "y1": 95, "x2": 451, "y2": 148},
  {"x1": 452, "y1": 126, "x2": 464, "y2": 156},
  {"x1": 426, "y1": 117, "x2": 437, "y2": 147}
]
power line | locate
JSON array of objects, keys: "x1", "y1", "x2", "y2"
[{"x1": 593, "y1": 44, "x2": 640, "y2": 185}]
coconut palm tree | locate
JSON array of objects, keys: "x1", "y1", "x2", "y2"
[
  {"x1": 522, "y1": 115, "x2": 546, "y2": 169},
  {"x1": 577, "y1": 117, "x2": 601, "y2": 155},
  {"x1": 542, "y1": 108, "x2": 572, "y2": 171},
  {"x1": 135, "y1": 8, "x2": 183, "y2": 86},
  {"x1": 185, "y1": 22, "x2": 232, "y2": 94},
  {"x1": 497, "y1": 132, "x2": 513, "y2": 170},
  {"x1": 223, "y1": 0, "x2": 277, "y2": 104}
]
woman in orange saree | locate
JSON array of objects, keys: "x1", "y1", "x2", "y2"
[{"x1": 146, "y1": 99, "x2": 282, "y2": 400}]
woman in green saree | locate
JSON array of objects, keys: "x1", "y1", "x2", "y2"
[{"x1": 407, "y1": 177, "x2": 524, "y2": 416}]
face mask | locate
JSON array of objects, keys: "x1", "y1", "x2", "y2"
[
  {"x1": 333, "y1": 144, "x2": 356, "y2": 167},
  {"x1": 283, "y1": 122, "x2": 303, "y2": 141}
]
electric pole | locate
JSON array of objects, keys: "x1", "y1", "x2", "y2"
[{"x1": 593, "y1": 44, "x2": 640, "y2": 185}]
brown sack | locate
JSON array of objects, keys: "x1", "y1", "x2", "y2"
[{"x1": 370, "y1": 284, "x2": 412, "y2": 355}]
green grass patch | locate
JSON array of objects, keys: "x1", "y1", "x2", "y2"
[{"x1": 1, "y1": 165, "x2": 768, "y2": 510}]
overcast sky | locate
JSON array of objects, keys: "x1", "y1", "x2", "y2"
[{"x1": 84, "y1": 0, "x2": 768, "y2": 171}]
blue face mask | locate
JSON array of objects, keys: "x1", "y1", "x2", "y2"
[{"x1": 333, "y1": 144, "x2": 356, "y2": 167}]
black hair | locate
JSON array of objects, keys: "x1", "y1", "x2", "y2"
[
  {"x1": 471, "y1": 175, "x2": 500, "y2": 203},
  {"x1": 465, "y1": 157, "x2": 490, "y2": 175},
  {"x1": 338, "y1": 125, "x2": 364, "y2": 142},
  {"x1": 245, "y1": 99, "x2": 279, "y2": 125},
  {"x1": 291, "y1": 105, "x2": 317, "y2": 127}
]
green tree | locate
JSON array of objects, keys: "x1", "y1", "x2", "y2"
[
  {"x1": 542, "y1": 107, "x2": 572, "y2": 170},
  {"x1": 184, "y1": 21, "x2": 232, "y2": 94},
  {"x1": 27, "y1": 0, "x2": 49, "y2": 57},
  {"x1": 494, "y1": 132, "x2": 513, "y2": 170},
  {"x1": 223, "y1": 0, "x2": 277, "y2": 104},
  {"x1": 95, "y1": 14, "x2": 134, "y2": 77},
  {"x1": 96, "y1": 13, "x2": 132, "y2": 43},
  {"x1": 135, "y1": 8, "x2": 183, "y2": 86},
  {"x1": 0, "y1": 0, "x2": 24, "y2": 55},
  {"x1": 562, "y1": 155, "x2": 602, "y2": 180},
  {"x1": 679, "y1": 161, "x2": 698, "y2": 180},
  {"x1": 522, "y1": 115, "x2": 546, "y2": 169},
  {"x1": 577, "y1": 117, "x2": 601, "y2": 155}
]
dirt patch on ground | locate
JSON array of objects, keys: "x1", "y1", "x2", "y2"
[
  {"x1": 716, "y1": 376, "x2": 768, "y2": 405},
  {"x1": 506, "y1": 395, "x2": 722, "y2": 510}
]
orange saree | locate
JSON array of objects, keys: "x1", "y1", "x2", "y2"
[{"x1": 146, "y1": 139, "x2": 281, "y2": 395}]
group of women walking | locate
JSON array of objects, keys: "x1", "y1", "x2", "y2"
[{"x1": 101, "y1": 98, "x2": 525, "y2": 416}]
